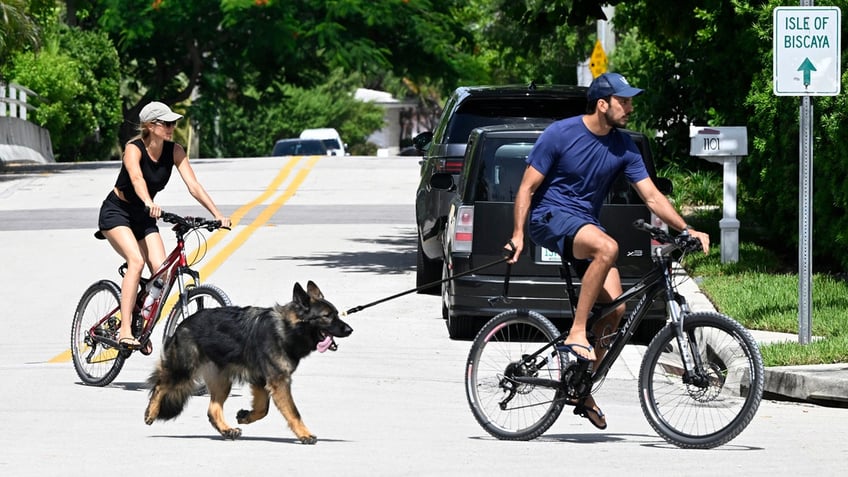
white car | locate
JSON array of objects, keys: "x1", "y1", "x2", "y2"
[{"x1": 299, "y1": 128, "x2": 347, "y2": 156}]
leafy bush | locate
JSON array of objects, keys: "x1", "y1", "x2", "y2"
[
  {"x1": 5, "y1": 24, "x2": 121, "y2": 162},
  {"x1": 658, "y1": 165, "x2": 722, "y2": 207}
]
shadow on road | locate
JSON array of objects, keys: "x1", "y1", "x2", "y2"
[{"x1": 266, "y1": 229, "x2": 417, "y2": 275}]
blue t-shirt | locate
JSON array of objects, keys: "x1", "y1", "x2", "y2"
[{"x1": 527, "y1": 115, "x2": 648, "y2": 253}]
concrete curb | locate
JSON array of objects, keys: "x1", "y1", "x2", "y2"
[{"x1": 764, "y1": 364, "x2": 848, "y2": 406}]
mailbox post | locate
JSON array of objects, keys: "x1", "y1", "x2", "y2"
[{"x1": 689, "y1": 126, "x2": 748, "y2": 263}]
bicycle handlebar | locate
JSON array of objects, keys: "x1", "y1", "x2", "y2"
[
  {"x1": 632, "y1": 219, "x2": 703, "y2": 253},
  {"x1": 157, "y1": 210, "x2": 229, "y2": 232}
]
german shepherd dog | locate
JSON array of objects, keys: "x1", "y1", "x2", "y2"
[{"x1": 144, "y1": 281, "x2": 353, "y2": 443}]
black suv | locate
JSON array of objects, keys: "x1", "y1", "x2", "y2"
[
  {"x1": 414, "y1": 84, "x2": 589, "y2": 293},
  {"x1": 441, "y1": 124, "x2": 669, "y2": 340}
]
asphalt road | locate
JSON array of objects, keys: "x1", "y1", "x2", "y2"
[{"x1": 1, "y1": 156, "x2": 846, "y2": 476}]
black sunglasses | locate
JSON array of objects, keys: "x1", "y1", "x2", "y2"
[{"x1": 156, "y1": 120, "x2": 177, "y2": 127}]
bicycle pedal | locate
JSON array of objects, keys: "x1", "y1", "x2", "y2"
[{"x1": 139, "y1": 341, "x2": 154, "y2": 356}]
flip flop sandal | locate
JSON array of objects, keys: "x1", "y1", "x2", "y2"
[
  {"x1": 118, "y1": 337, "x2": 141, "y2": 350},
  {"x1": 573, "y1": 401, "x2": 607, "y2": 430},
  {"x1": 555, "y1": 343, "x2": 596, "y2": 362}
]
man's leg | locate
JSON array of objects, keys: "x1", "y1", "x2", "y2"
[
  {"x1": 592, "y1": 266, "x2": 626, "y2": 361},
  {"x1": 562, "y1": 224, "x2": 619, "y2": 360},
  {"x1": 573, "y1": 267, "x2": 624, "y2": 430}
]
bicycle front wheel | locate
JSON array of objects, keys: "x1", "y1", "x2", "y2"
[
  {"x1": 465, "y1": 309, "x2": 567, "y2": 441},
  {"x1": 70, "y1": 280, "x2": 127, "y2": 386},
  {"x1": 639, "y1": 312, "x2": 764, "y2": 449},
  {"x1": 162, "y1": 284, "x2": 232, "y2": 341}
]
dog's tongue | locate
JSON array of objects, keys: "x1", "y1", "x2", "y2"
[{"x1": 316, "y1": 335, "x2": 334, "y2": 353}]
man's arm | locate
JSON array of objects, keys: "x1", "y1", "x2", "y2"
[{"x1": 507, "y1": 165, "x2": 546, "y2": 263}]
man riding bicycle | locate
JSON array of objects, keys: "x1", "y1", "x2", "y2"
[{"x1": 506, "y1": 73, "x2": 710, "y2": 429}]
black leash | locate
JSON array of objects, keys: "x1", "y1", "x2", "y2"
[{"x1": 342, "y1": 244, "x2": 516, "y2": 316}]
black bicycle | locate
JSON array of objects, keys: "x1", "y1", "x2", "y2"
[{"x1": 465, "y1": 219, "x2": 764, "y2": 449}]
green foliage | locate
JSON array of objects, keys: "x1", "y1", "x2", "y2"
[
  {"x1": 459, "y1": 0, "x2": 596, "y2": 85},
  {"x1": 658, "y1": 164, "x2": 722, "y2": 207},
  {"x1": 684, "y1": 243, "x2": 848, "y2": 366},
  {"x1": 741, "y1": 0, "x2": 848, "y2": 271},
  {"x1": 6, "y1": 22, "x2": 121, "y2": 161},
  {"x1": 193, "y1": 69, "x2": 384, "y2": 158},
  {"x1": 610, "y1": 0, "x2": 848, "y2": 274},
  {"x1": 0, "y1": 0, "x2": 41, "y2": 67},
  {"x1": 613, "y1": 0, "x2": 762, "y2": 170},
  {"x1": 93, "y1": 0, "x2": 480, "y2": 146}
]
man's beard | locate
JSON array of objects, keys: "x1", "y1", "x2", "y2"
[{"x1": 604, "y1": 110, "x2": 628, "y2": 129}]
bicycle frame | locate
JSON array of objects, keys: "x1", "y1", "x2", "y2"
[
  {"x1": 131, "y1": 232, "x2": 199, "y2": 345},
  {"x1": 85, "y1": 218, "x2": 208, "y2": 353},
  {"x1": 511, "y1": 241, "x2": 702, "y2": 394}
]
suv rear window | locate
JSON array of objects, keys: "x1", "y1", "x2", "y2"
[
  {"x1": 468, "y1": 136, "x2": 645, "y2": 205},
  {"x1": 445, "y1": 98, "x2": 586, "y2": 144},
  {"x1": 470, "y1": 141, "x2": 535, "y2": 202}
]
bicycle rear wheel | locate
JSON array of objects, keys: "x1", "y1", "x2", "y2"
[
  {"x1": 465, "y1": 309, "x2": 567, "y2": 440},
  {"x1": 162, "y1": 284, "x2": 231, "y2": 341},
  {"x1": 639, "y1": 312, "x2": 764, "y2": 449},
  {"x1": 70, "y1": 280, "x2": 127, "y2": 386}
]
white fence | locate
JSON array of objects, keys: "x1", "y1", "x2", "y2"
[
  {"x1": 0, "y1": 82, "x2": 54, "y2": 163},
  {"x1": 1, "y1": 83, "x2": 37, "y2": 121}
]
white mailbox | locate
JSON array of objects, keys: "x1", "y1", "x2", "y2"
[
  {"x1": 690, "y1": 126, "x2": 748, "y2": 263},
  {"x1": 690, "y1": 126, "x2": 748, "y2": 156}
]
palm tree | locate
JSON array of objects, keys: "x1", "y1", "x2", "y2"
[{"x1": 0, "y1": 0, "x2": 41, "y2": 70}]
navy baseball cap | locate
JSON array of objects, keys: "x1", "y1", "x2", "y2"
[{"x1": 587, "y1": 73, "x2": 643, "y2": 101}]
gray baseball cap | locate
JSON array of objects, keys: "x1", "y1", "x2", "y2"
[{"x1": 139, "y1": 101, "x2": 183, "y2": 123}]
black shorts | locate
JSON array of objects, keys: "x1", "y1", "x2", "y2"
[
  {"x1": 560, "y1": 226, "x2": 618, "y2": 280},
  {"x1": 95, "y1": 190, "x2": 158, "y2": 240}
]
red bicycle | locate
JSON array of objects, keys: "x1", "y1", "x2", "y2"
[{"x1": 71, "y1": 211, "x2": 231, "y2": 386}]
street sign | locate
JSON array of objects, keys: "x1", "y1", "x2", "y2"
[
  {"x1": 589, "y1": 40, "x2": 608, "y2": 78},
  {"x1": 773, "y1": 6, "x2": 841, "y2": 96}
]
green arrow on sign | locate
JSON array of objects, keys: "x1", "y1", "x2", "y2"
[{"x1": 797, "y1": 58, "x2": 817, "y2": 87}]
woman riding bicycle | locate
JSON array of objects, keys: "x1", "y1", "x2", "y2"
[
  {"x1": 506, "y1": 74, "x2": 710, "y2": 429},
  {"x1": 95, "y1": 101, "x2": 231, "y2": 351}
]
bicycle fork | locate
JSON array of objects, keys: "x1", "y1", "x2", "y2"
[{"x1": 667, "y1": 291, "x2": 711, "y2": 387}]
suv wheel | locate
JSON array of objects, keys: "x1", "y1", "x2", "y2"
[
  {"x1": 447, "y1": 314, "x2": 478, "y2": 341},
  {"x1": 443, "y1": 263, "x2": 478, "y2": 340},
  {"x1": 416, "y1": 239, "x2": 442, "y2": 295}
]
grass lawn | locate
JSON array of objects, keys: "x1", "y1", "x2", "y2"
[{"x1": 683, "y1": 240, "x2": 848, "y2": 366}]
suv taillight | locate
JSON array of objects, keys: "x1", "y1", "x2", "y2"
[
  {"x1": 437, "y1": 159, "x2": 464, "y2": 173},
  {"x1": 454, "y1": 205, "x2": 474, "y2": 253}
]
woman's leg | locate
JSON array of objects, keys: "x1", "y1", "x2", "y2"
[
  {"x1": 102, "y1": 226, "x2": 146, "y2": 344},
  {"x1": 140, "y1": 232, "x2": 167, "y2": 274}
]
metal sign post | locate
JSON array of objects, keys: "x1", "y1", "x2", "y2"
[
  {"x1": 773, "y1": 2, "x2": 841, "y2": 344},
  {"x1": 798, "y1": 97, "x2": 813, "y2": 344}
]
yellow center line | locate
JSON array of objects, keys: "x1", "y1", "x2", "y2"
[
  {"x1": 195, "y1": 154, "x2": 320, "y2": 279},
  {"x1": 51, "y1": 155, "x2": 321, "y2": 364}
]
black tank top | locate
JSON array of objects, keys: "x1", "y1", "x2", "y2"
[{"x1": 114, "y1": 138, "x2": 176, "y2": 206}]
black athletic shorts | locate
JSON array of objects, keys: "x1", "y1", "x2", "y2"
[
  {"x1": 95, "y1": 190, "x2": 158, "y2": 240},
  {"x1": 560, "y1": 226, "x2": 618, "y2": 280}
]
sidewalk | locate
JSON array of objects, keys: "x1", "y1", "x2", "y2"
[{"x1": 677, "y1": 268, "x2": 848, "y2": 407}]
